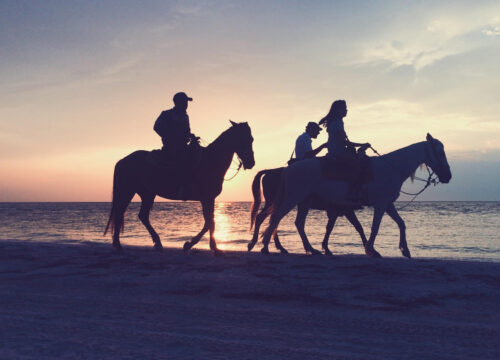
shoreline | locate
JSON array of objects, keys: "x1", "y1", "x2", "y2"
[{"x1": 1, "y1": 240, "x2": 499, "y2": 359}]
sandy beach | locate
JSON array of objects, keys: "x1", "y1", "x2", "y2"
[{"x1": 0, "y1": 240, "x2": 498, "y2": 359}]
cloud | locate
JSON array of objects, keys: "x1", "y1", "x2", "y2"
[
  {"x1": 482, "y1": 24, "x2": 500, "y2": 36},
  {"x1": 358, "y1": 5, "x2": 500, "y2": 70}
]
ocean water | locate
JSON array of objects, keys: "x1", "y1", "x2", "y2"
[{"x1": 0, "y1": 201, "x2": 499, "y2": 261}]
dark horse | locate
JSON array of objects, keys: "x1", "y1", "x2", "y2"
[
  {"x1": 104, "y1": 121, "x2": 255, "y2": 255},
  {"x1": 248, "y1": 168, "x2": 368, "y2": 255}
]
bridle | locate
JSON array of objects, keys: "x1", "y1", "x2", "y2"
[
  {"x1": 224, "y1": 155, "x2": 243, "y2": 181},
  {"x1": 198, "y1": 135, "x2": 243, "y2": 182},
  {"x1": 369, "y1": 143, "x2": 440, "y2": 210},
  {"x1": 424, "y1": 138, "x2": 449, "y2": 182}
]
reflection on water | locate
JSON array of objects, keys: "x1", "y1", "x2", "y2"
[
  {"x1": 0, "y1": 202, "x2": 499, "y2": 261},
  {"x1": 213, "y1": 202, "x2": 232, "y2": 250}
]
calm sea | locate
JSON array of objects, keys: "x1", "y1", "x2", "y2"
[{"x1": 0, "y1": 202, "x2": 498, "y2": 262}]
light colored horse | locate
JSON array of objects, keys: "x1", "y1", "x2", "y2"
[{"x1": 261, "y1": 134, "x2": 452, "y2": 258}]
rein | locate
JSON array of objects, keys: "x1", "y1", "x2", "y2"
[
  {"x1": 224, "y1": 157, "x2": 243, "y2": 181},
  {"x1": 369, "y1": 145, "x2": 439, "y2": 209}
]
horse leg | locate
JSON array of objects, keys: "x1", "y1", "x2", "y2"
[
  {"x1": 112, "y1": 191, "x2": 135, "y2": 252},
  {"x1": 295, "y1": 202, "x2": 321, "y2": 255},
  {"x1": 248, "y1": 203, "x2": 270, "y2": 251},
  {"x1": 273, "y1": 232, "x2": 288, "y2": 254},
  {"x1": 138, "y1": 193, "x2": 163, "y2": 252},
  {"x1": 365, "y1": 206, "x2": 385, "y2": 258},
  {"x1": 183, "y1": 200, "x2": 212, "y2": 252},
  {"x1": 344, "y1": 210, "x2": 368, "y2": 247},
  {"x1": 261, "y1": 199, "x2": 296, "y2": 254},
  {"x1": 386, "y1": 203, "x2": 411, "y2": 259},
  {"x1": 203, "y1": 199, "x2": 223, "y2": 256},
  {"x1": 322, "y1": 210, "x2": 338, "y2": 256}
]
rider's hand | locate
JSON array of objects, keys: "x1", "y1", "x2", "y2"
[{"x1": 189, "y1": 134, "x2": 201, "y2": 146}]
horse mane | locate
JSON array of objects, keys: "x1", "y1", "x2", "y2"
[
  {"x1": 206, "y1": 122, "x2": 250, "y2": 150},
  {"x1": 410, "y1": 164, "x2": 425, "y2": 182}
]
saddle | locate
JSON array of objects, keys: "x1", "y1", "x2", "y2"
[
  {"x1": 146, "y1": 146, "x2": 204, "y2": 200},
  {"x1": 320, "y1": 155, "x2": 374, "y2": 184},
  {"x1": 148, "y1": 149, "x2": 178, "y2": 169},
  {"x1": 147, "y1": 144, "x2": 202, "y2": 169}
]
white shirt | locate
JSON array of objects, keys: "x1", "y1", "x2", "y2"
[{"x1": 295, "y1": 132, "x2": 313, "y2": 160}]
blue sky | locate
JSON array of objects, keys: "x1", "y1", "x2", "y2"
[{"x1": 1, "y1": 0, "x2": 499, "y2": 201}]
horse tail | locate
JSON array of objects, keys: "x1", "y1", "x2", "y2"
[
  {"x1": 261, "y1": 169, "x2": 288, "y2": 240},
  {"x1": 250, "y1": 170, "x2": 268, "y2": 230},
  {"x1": 103, "y1": 164, "x2": 119, "y2": 236},
  {"x1": 103, "y1": 160, "x2": 130, "y2": 236}
]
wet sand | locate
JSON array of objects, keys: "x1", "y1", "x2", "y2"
[{"x1": 0, "y1": 240, "x2": 499, "y2": 359}]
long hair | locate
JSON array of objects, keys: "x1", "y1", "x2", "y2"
[{"x1": 319, "y1": 100, "x2": 346, "y2": 127}]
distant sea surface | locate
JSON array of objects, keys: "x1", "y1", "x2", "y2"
[{"x1": 0, "y1": 202, "x2": 498, "y2": 262}]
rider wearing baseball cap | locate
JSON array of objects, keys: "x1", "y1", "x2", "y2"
[{"x1": 154, "y1": 91, "x2": 199, "y2": 198}]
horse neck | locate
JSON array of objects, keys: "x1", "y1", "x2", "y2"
[
  {"x1": 205, "y1": 130, "x2": 236, "y2": 179},
  {"x1": 381, "y1": 142, "x2": 426, "y2": 181}
]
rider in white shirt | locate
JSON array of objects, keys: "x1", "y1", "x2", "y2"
[{"x1": 294, "y1": 122, "x2": 327, "y2": 161}]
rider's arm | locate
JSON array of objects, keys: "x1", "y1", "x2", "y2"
[
  {"x1": 305, "y1": 143, "x2": 327, "y2": 158},
  {"x1": 346, "y1": 138, "x2": 370, "y2": 149}
]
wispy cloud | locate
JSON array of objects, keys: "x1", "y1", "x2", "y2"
[
  {"x1": 482, "y1": 24, "x2": 500, "y2": 36},
  {"x1": 358, "y1": 5, "x2": 500, "y2": 70}
]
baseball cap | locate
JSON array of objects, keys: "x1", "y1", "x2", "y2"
[
  {"x1": 306, "y1": 122, "x2": 322, "y2": 131},
  {"x1": 173, "y1": 92, "x2": 193, "y2": 103}
]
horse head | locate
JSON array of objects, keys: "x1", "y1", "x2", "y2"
[
  {"x1": 229, "y1": 120, "x2": 255, "y2": 170},
  {"x1": 425, "y1": 133, "x2": 452, "y2": 184}
]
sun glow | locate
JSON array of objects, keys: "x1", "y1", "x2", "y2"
[{"x1": 213, "y1": 202, "x2": 236, "y2": 250}]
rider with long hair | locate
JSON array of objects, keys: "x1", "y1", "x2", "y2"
[{"x1": 319, "y1": 100, "x2": 370, "y2": 205}]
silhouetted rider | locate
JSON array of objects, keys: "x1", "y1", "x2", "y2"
[
  {"x1": 154, "y1": 92, "x2": 199, "y2": 198},
  {"x1": 319, "y1": 100, "x2": 370, "y2": 158},
  {"x1": 294, "y1": 122, "x2": 327, "y2": 161},
  {"x1": 154, "y1": 92, "x2": 198, "y2": 154},
  {"x1": 319, "y1": 100, "x2": 370, "y2": 206}
]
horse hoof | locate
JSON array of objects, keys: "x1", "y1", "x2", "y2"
[
  {"x1": 248, "y1": 241, "x2": 256, "y2": 252},
  {"x1": 112, "y1": 242, "x2": 123, "y2": 252},
  {"x1": 183, "y1": 241, "x2": 192, "y2": 252},
  {"x1": 308, "y1": 248, "x2": 322, "y2": 256},
  {"x1": 400, "y1": 247, "x2": 412, "y2": 259},
  {"x1": 261, "y1": 247, "x2": 270, "y2": 254},
  {"x1": 324, "y1": 248, "x2": 333, "y2": 256},
  {"x1": 365, "y1": 247, "x2": 382, "y2": 258},
  {"x1": 154, "y1": 242, "x2": 163, "y2": 252},
  {"x1": 279, "y1": 248, "x2": 289, "y2": 255},
  {"x1": 213, "y1": 248, "x2": 224, "y2": 257}
]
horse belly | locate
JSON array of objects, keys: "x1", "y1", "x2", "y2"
[{"x1": 313, "y1": 180, "x2": 350, "y2": 204}]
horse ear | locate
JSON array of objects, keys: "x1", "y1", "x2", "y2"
[
  {"x1": 426, "y1": 133, "x2": 434, "y2": 142},
  {"x1": 229, "y1": 120, "x2": 237, "y2": 126}
]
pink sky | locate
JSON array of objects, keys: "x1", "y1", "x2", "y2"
[{"x1": 1, "y1": 1, "x2": 499, "y2": 201}]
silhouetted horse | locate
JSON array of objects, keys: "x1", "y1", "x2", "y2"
[
  {"x1": 104, "y1": 121, "x2": 255, "y2": 255},
  {"x1": 248, "y1": 168, "x2": 367, "y2": 255},
  {"x1": 261, "y1": 134, "x2": 452, "y2": 258}
]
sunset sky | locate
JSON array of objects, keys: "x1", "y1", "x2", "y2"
[{"x1": 1, "y1": 0, "x2": 499, "y2": 201}]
